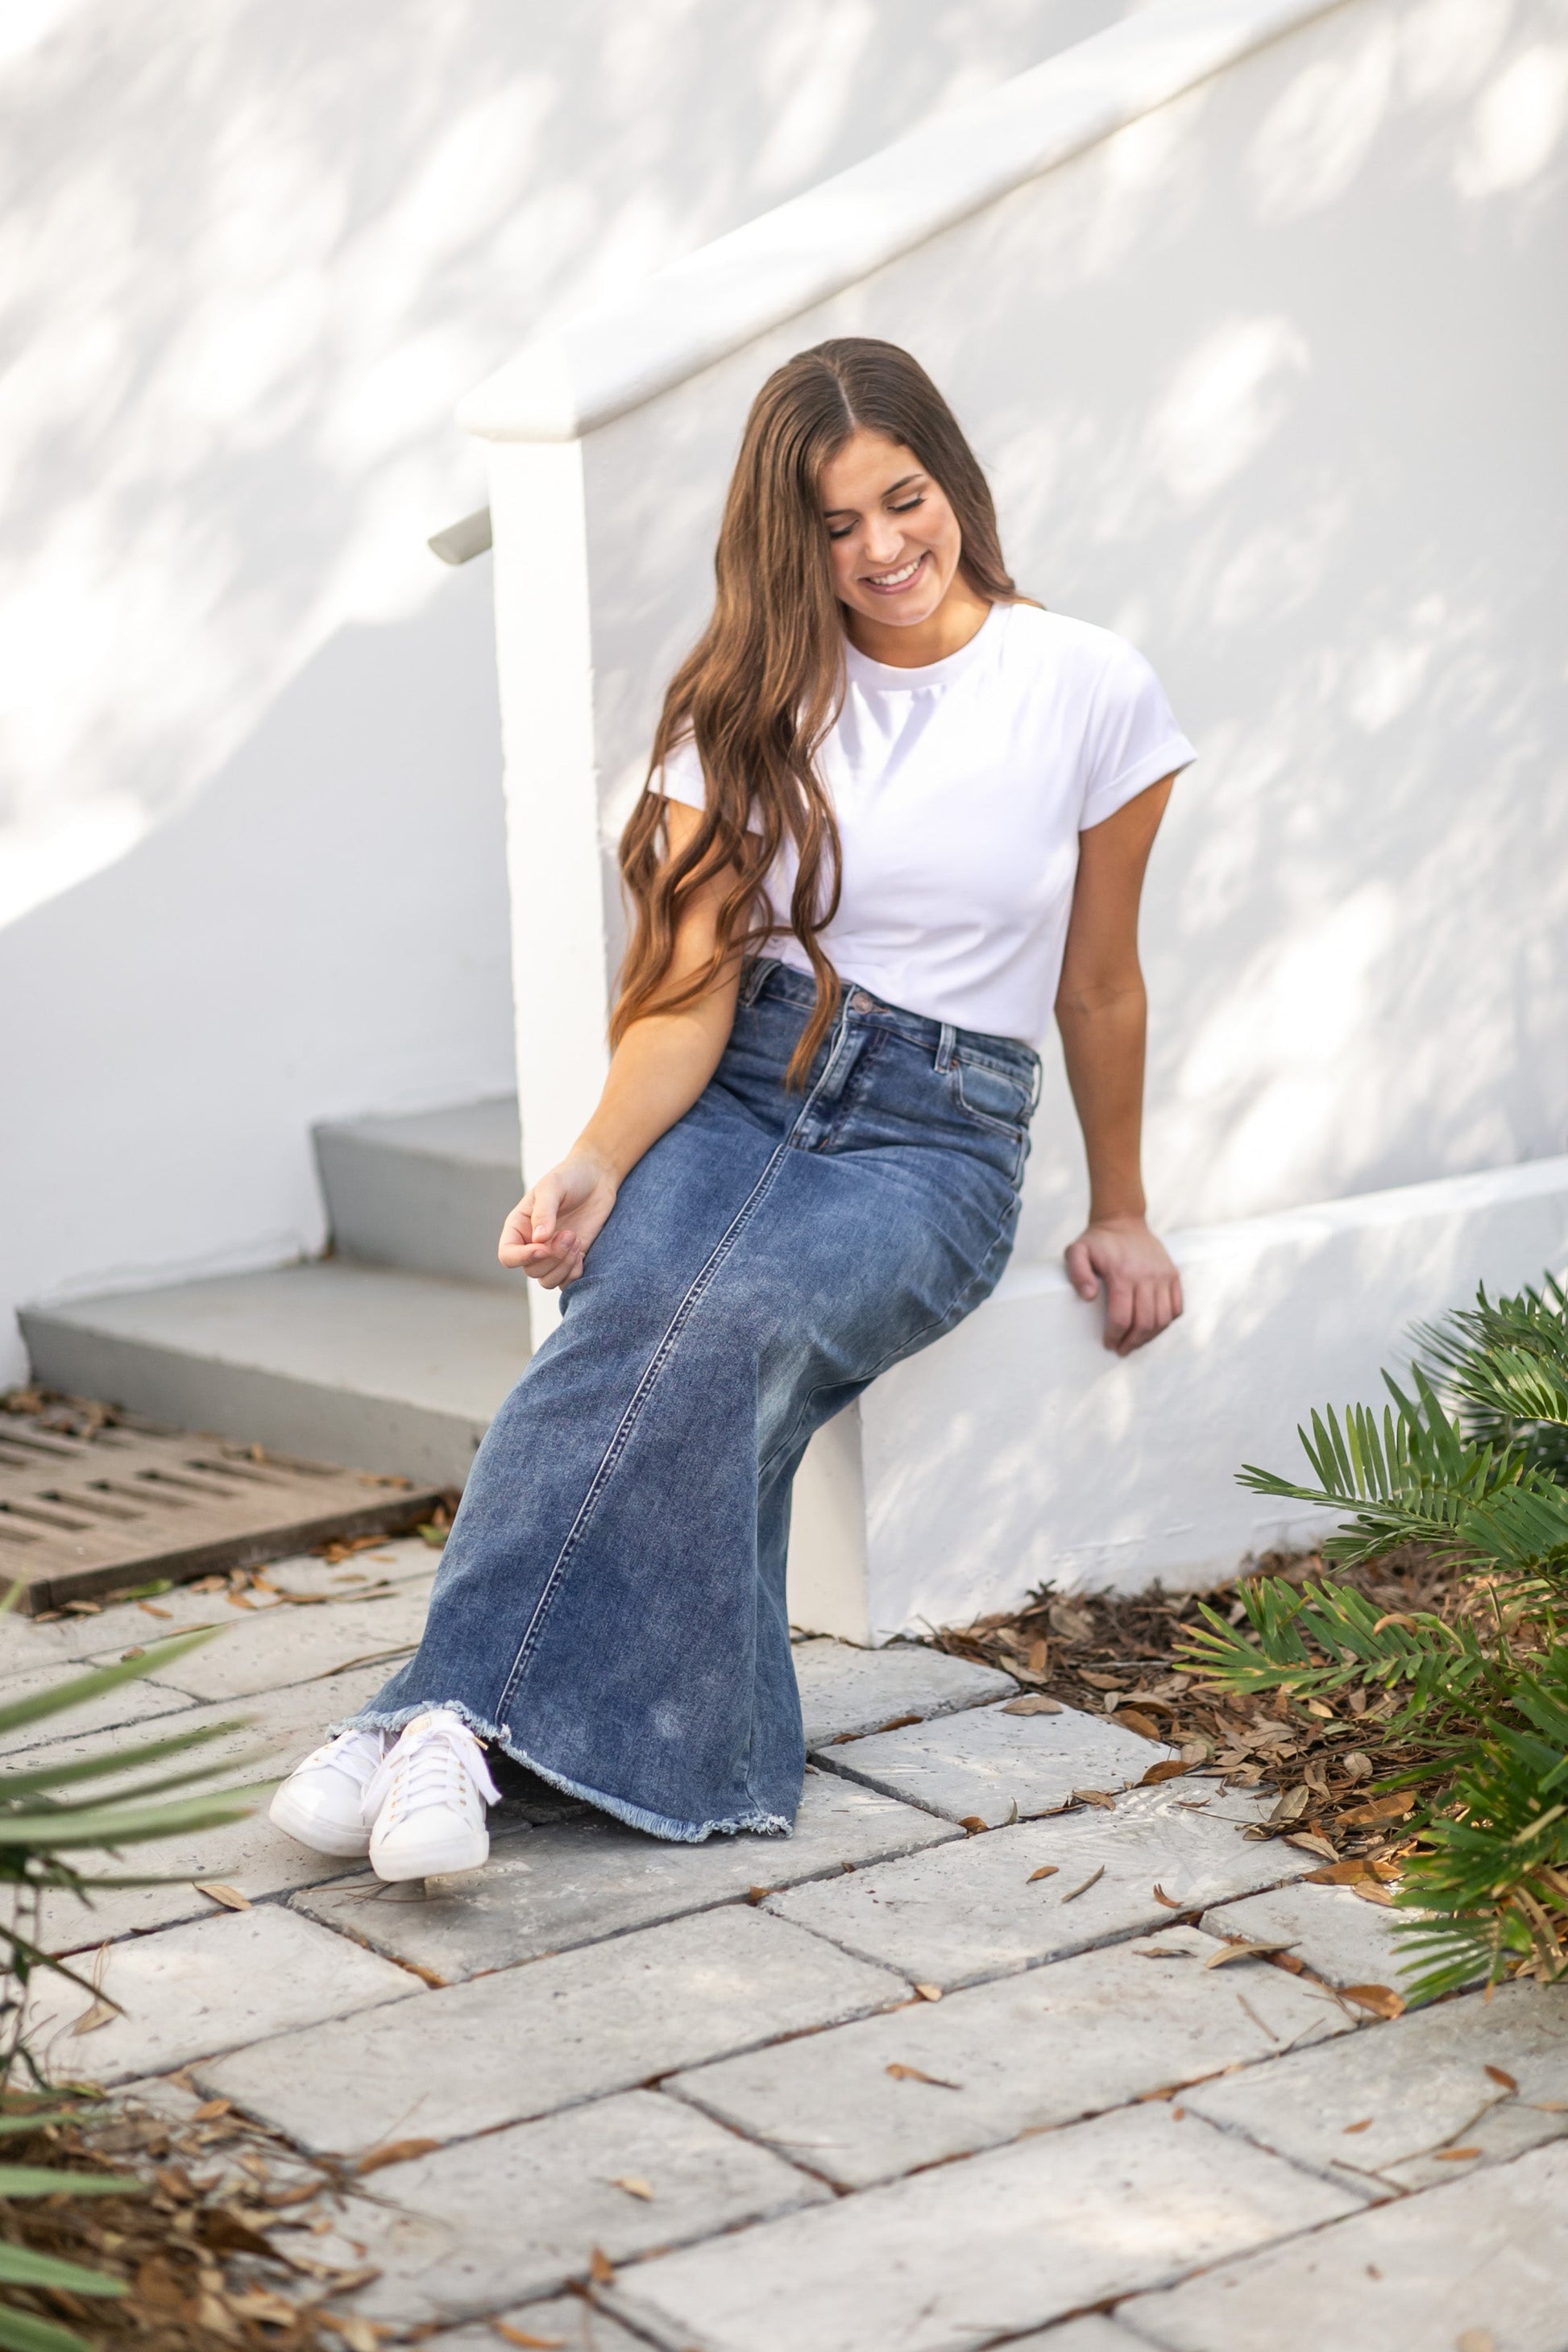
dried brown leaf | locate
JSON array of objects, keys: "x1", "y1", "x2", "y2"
[
  {"x1": 1284, "y1": 1831, "x2": 1338, "y2": 1860},
  {"x1": 885, "y1": 2063, "x2": 961, "y2": 2090},
  {"x1": 1027, "y1": 1865, "x2": 1060, "y2": 1882},
  {"x1": 608, "y1": 2174, "x2": 655, "y2": 2200},
  {"x1": 913, "y1": 1983, "x2": 943, "y2": 2001},
  {"x1": 588, "y1": 2246, "x2": 616, "y2": 2285},
  {"x1": 1141, "y1": 1760, "x2": 1192, "y2": 1786},
  {"x1": 1002, "y1": 1695, "x2": 1062, "y2": 1715},
  {"x1": 355, "y1": 2137, "x2": 441, "y2": 2176},
  {"x1": 1340, "y1": 1983, "x2": 1405, "y2": 2019},
  {"x1": 1151, "y1": 1884, "x2": 1182, "y2": 1909},
  {"x1": 1202, "y1": 1939, "x2": 1295, "y2": 1969},
  {"x1": 194, "y1": 1881, "x2": 251, "y2": 1912},
  {"x1": 1342, "y1": 2118, "x2": 1374, "y2": 2134},
  {"x1": 1072, "y1": 1789, "x2": 1116, "y2": 1811},
  {"x1": 1483, "y1": 2065, "x2": 1519, "y2": 2093},
  {"x1": 493, "y1": 2327, "x2": 567, "y2": 2350},
  {"x1": 69, "y1": 1994, "x2": 119, "y2": 2036},
  {"x1": 1118, "y1": 1708, "x2": 1162, "y2": 1740},
  {"x1": 1433, "y1": 2146, "x2": 1483, "y2": 2161},
  {"x1": 1341, "y1": 1790, "x2": 1416, "y2": 1826}
]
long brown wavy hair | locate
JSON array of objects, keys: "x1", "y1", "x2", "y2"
[{"x1": 613, "y1": 336, "x2": 1022, "y2": 1084}]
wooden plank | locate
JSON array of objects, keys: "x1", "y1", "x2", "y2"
[{"x1": 0, "y1": 1413, "x2": 446, "y2": 1613}]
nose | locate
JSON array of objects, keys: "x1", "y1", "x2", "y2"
[{"x1": 861, "y1": 518, "x2": 906, "y2": 570}]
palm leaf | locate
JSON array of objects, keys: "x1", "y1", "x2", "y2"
[
  {"x1": 0, "y1": 2167, "x2": 141, "y2": 2196},
  {"x1": 0, "y1": 2308, "x2": 97, "y2": 2352},
  {"x1": 0, "y1": 2246, "x2": 125, "y2": 2297}
]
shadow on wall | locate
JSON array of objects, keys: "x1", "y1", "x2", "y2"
[
  {"x1": 860, "y1": 1161, "x2": 1568, "y2": 1627},
  {"x1": 0, "y1": 562, "x2": 510, "y2": 1384},
  {"x1": 578, "y1": 0, "x2": 1568, "y2": 1266},
  {"x1": 0, "y1": 0, "x2": 1134, "y2": 926}
]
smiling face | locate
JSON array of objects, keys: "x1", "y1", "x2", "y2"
[{"x1": 819, "y1": 429, "x2": 971, "y2": 641}]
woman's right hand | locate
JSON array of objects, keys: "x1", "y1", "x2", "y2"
[{"x1": 498, "y1": 1151, "x2": 618, "y2": 1290}]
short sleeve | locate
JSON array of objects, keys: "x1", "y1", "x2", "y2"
[
  {"x1": 656, "y1": 732, "x2": 707, "y2": 811},
  {"x1": 1078, "y1": 639, "x2": 1196, "y2": 831}
]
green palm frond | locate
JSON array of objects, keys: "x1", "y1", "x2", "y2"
[
  {"x1": 1177, "y1": 1574, "x2": 1498, "y2": 1717},
  {"x1": 0, "y1": 2307, "x2": 102, "y2": 2352},
  {"x1": 1393, "y1": 1648, "x2": 1568, "y2": 2000},
  {"x1": 1417, "y1": 1277, "x2": 1568, "y2": 1481},
  {"x1": 1237, "y1": 1367, "x2": 1541, "y2": 1567}
]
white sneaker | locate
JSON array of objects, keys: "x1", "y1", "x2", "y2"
[
  {"x1": 268, "y1": 1725, "x2": 387, "y2": 1857},
  {"x1": 365, "y1": 1711, "x2": 500, "y2": 1882}
]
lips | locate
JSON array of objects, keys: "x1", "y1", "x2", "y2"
[{"x1": 864, "y1": 553, "x2": 926, "y2": 593}]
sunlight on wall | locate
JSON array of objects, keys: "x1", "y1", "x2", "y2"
[
  {"x1": 1246, "y1": 16, "x2": 1394, "y2": 218},
  {"x1": 0, "y1": 0, "x2": 1135, "y2": 938},
  {"x1": 1458, "y1": 40, "x2": 1568, "y2": 191},
  {"x1": 1146, "y1": 315, "x2": 1311, "y2": 502}
]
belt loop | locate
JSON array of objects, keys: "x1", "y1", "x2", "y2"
[
  {"x1": 739, "y1": 956, "x2": 769, "y2": 1008},
  {"x1": 935, "y1": 1022, "x2": 957, "y2": 1072}
]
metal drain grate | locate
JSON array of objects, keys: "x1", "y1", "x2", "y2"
[{"x1": 0, "y1": 1413, "x2": 446, "y2": 1613}]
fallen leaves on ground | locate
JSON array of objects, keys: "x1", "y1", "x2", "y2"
[
  {"x1": 0, "y1": 2089, "x2": 375, "y2": 2351},
  {"x1": 1060, "y1": 1865, "x2": 1105, "y2": 1904},
  {"x1": 352, "y1": 2138, "x2": 439, "y2": 2176},
  {"x1": 608, "y1": 2176, "x2": 654, "y2": 2201},
  {"x1": 1026, "y1": 1865, "x2": 1060, "y2": 1883},
  {"x1": 1339, "y1": 1984, "x2": 1405, "y2": 2019},
  {"x1": 930, "y1": 1545, "x2": 1472, "y2": 1881},
  {"x1": 885, "y1": 2064, "x2": 961, "y2": 2091}
]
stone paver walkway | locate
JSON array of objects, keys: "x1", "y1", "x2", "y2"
[{"x1": 4, "y1": 1543, "x2": 1566, "y2": 2350}]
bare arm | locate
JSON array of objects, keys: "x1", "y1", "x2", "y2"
[
  {"x1": 1056, "y1": 776, "x2": 1182, "y2": 1354},
  {"x1": 499, "y1": 803, "x2": 740, "y2": 1290}
]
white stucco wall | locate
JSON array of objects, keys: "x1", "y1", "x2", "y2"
[
  {"x1": 0, "y1": 0, "x2": 1133, "y2": 1383},
  {"x1": 467, "y1": 0, "x2": 1568, "y2": 1623},
  {"x1": 569, "y1": 0, "x2": 1568, "y2": 1263}
]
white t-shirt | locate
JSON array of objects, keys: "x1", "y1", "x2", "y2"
[{"x1": 657, "y1": 601, "x2": 1195, "y2": 1045}]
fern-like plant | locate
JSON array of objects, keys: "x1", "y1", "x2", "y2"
[
  {"x1": 0, "y1": 1623, "x2": 258, "y2": 2350},
  {"x1": 1182, "y1": 1273, "x2": 1568, "y2": 2001}
]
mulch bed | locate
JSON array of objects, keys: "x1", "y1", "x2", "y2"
[
  {"x1": 0, "y1": 2085, "x2": 388, "y2": 2350},
  {"x1": 931, "y1": 1544, "x2": 1471, "y2": 1989}
]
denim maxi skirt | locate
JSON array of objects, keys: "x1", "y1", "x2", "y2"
[{"x1": 349, "y1": 960, "x2": 1039, "y2": 1842}]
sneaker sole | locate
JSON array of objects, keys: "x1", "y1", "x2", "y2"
[
  {"x1": 369, "y1": 1831, "x2": 489, "y2": 1883},
  {"x1": 268, "y1": 1788, "x2": 372, "y2": 1860}
]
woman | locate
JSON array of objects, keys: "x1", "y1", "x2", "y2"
[{"x1": 271, "y1": 337, "x2": 1193, "y2": 1881}]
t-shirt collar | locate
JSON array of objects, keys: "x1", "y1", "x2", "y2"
[{"x1": 842, "y1": 600, "x2": 1006, "y2": 693}]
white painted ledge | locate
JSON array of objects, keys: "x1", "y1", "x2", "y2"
[
  {"x1": 848, "y1": 1152, "x2": 1568, "y2": 1638},
  {"x1": 457, "y1": 0, "x2": 1346, "y2": 443}
]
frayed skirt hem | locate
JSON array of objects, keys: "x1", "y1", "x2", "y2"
[{"x1": 331, "y1": 1696, "x2": 794, "y2": 1845}]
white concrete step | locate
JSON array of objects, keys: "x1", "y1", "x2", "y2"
[
  {"x1": 313, "y1": 1096, "x2": 521, "y2": 1289},
  {"x1": 20, "y1": 1260, "x2": 530, "y2": 1489}
]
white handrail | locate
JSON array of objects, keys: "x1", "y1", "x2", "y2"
[{"x1": 455, "y1": 0, "x2": 1346, "y2": 446}]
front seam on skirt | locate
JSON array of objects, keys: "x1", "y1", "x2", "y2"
[
  {"x1": 332, "y1": 1698, "x2": 794, "y2": 1844},
  {"x1": 492, "y1": 1134, "x2": 796, "y2": 1724}
]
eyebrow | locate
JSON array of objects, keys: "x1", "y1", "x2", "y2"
[{"x1": 822, "y1": 471, "x2": 926, "y2": 516}]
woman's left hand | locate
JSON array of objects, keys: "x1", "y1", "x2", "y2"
[{"x1": 1064, "y1": 1216, "x2": 1183, "y2": 1356}]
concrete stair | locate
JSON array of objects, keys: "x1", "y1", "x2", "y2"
[{"x1": 21, "y1": 1101, "x2": 532, "y2": 1489}]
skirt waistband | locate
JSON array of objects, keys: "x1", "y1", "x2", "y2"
[{"x1": 739, "y1": 956, "x2": 1041, "y2": 1103}]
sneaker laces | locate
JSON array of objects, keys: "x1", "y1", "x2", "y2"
[
  {"x1": 293, "y1": 1724, "x2": 386, "y2": 1789},
  {"x1": 364, "y1": 1712, "x2": 500, "y2": 1831}
]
